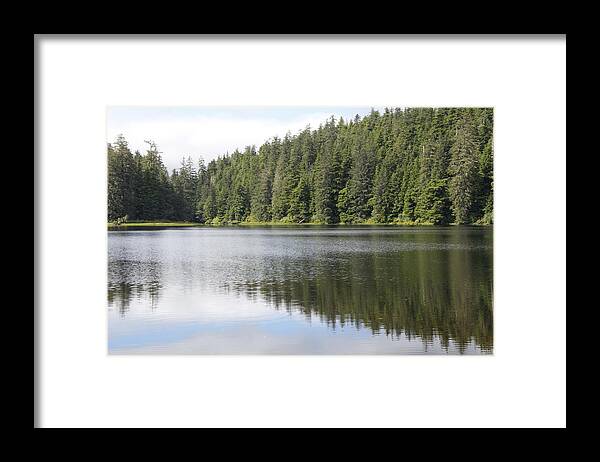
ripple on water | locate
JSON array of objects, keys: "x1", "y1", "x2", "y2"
[{"x1": 108, "y1": 227, "x2": 493, "y2": 354}]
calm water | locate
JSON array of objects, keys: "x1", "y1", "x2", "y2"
[{"x1": 108, "y1": 226, "x2": 493, "y2": 354}]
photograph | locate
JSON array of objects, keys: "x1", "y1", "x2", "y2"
[
  {"x1": 107, "y1": 106, "x2": 494, "y2": 354},
  {"x1": 36, "y1": 34, "x2": 565, "y2": 428}
]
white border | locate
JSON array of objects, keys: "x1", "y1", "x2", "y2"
[{"x1": 37, "y1": 36, "x2": 566, "y2": 428}]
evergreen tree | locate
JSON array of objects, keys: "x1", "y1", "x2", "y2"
[
  {"x1": 345, "y1": 136, "x2": 376, "y2": 222},
  {"x1": 251, "y1": 166, "x2": 273, "y2": 222},
  {"x1": 107, "y1": 135, "x2": 136, "y2": 221},
  {"x1": 415, "y1": 179, "x2": 452, "y2": 225},
  {"x1": 478, "y1": 138, "x2": 494, "y2": 224},
  {"x1": 448, "y1": 117, "x2": 480, "y2": 224},
  {"x1": 107, "y1": 108, "x2": 493, "y2": 226}
]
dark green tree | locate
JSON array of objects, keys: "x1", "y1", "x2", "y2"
[
  {"x1": 107, "y1": 108, "x2": 493, "y2": 226},
  {"x1": 415, "y1": 179, "x2": 452, "y2": 225},
  {"x1": 449, "y1": 117, "x2": 480, "y2": 224}
]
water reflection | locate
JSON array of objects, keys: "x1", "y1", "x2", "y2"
[
  {"x1": 108, "y1": 281, "x2": 162, "y2": 315},
  {"x1": 226, "y1": 250, "x2": 491, "y2": 353},
  {"x1": 108, "y1": 227, "x2": 493, "y2": 354}
]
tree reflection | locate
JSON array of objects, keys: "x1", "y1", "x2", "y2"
[
  {"x1": 227, "y1": 236, "x2": 493, "y2": 353},
  {"x1": 107, "y1": 258, "x2": 162, "y2": 316},
  {"x1": 108, "y1": 229, "x2": 493, "y2": 353}
]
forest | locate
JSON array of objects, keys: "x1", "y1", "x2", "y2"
[{"x1": 107, "y1": 107, "x2": 493, "y2": 225}]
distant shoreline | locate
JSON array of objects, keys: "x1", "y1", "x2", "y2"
[
  {"x1": 108, "y1": 221, "x2": 492, "y2": 229},
  {"x1": 108, "y1": 109, "x2": 494, "y2": 229}
]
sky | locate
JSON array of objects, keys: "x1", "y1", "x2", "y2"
[{"x1": 106, "y1": 106, "x2": 384, "y2": 171}]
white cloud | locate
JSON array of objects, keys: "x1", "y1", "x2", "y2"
[{"x1": 106, "y1": 109, "x2": 368, "y2": 171}]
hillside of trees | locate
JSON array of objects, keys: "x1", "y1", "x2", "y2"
[{"x1": 108, "y1": 107, "x2": 493, "y2": 225}]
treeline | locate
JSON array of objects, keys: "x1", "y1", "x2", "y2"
[{"x1": 108, "y1": 107, "x2": 493, "y2": 225}]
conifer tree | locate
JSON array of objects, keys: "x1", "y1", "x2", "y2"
[
  {"x1": 449, "y1": 117, "x2": 480, "y2": 224},
  {"x1": 107, "y1": 108, "x2": 493, "y2": 226}
]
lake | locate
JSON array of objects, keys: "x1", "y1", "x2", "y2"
[{"x1": 108, "y1": 226, "x2": 493, "y2": 354}]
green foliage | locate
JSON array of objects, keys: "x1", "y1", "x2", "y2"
[
  {"x1": 107, "y1": 108, "x2": 493, "y2": 225},
  {"x1": 289, "y1": 175, "x2": 311, "y2": 222},
  {"x1": 111, "y1": 215, "x2": 129, "y2": 225},
  {"x1": 415, "y1": 179, "x2": 452, "y2": 225},
  {"x1": 336, "y1": 187, "x2": 350, "y2": 224},
  {"x1": 449, "y1": 116, "x2": 480, "y2": 224},
  {"x1": 344, "y1": 137, "x2": 375, "y2": 222}
]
